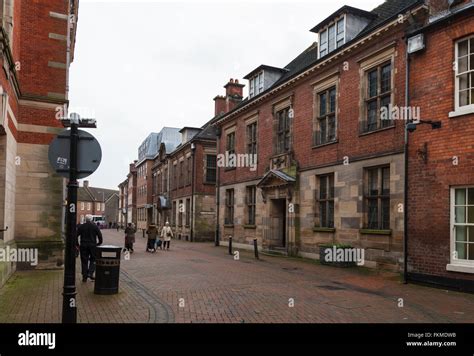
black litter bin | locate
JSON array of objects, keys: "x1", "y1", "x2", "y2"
[{"x1": 94, "y1": 245, "x2": 122, "y2": 295}]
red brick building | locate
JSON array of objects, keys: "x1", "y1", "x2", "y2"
[
  {"x1": 152, "y1": 123, "x2": 220, "y2": 242},
  {"x1": 126, "y1": 161, "x2": 137, "y2": 226},
  {"x1": 77, "y1": 180, "x2": 119, "y2": 226},
  {"x1": 120, "y1": 128, "x2": 181, "y2": 230},
  {"x1": 118, "y1": 178, "x2": 128, "y2": 228},
  {"x1": 136, "y1": 133, "x2": 159, "y2": 230},
  {"x1": 0, "y1": 0, "x2": 79, "y2": 285},
  {"x1": 214, "y1": 0, "x2": 428, "y2": 270},
  {"x1": 148, "y1": 81, "x2": 244, "y2": 241},
  {"x1": 407, "y1": 0, "x2": 474, "y2": 291}
]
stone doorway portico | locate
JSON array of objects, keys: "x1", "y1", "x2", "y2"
[{"x1": 258, "y1": 170, "x2": 297, "y2": 256}]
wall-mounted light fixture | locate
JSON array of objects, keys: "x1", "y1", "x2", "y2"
[{"x1": 407, "y1": 34, "x2": 425, "y2": 54}]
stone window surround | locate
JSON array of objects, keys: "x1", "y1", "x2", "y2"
[
  {"x1": 204, "y1": 153, "x2": 217, "y2": 185},
  {"x1": 315, "y1": 173, "x2": 335, "y2": 229},
  {"x1": 223, "y1": 125, "x2": 236, "y2": 171},
  {"x1": 245, "y1": 185, "x2": 257, "y2": 226},
  {"x1": 272, "y1": 95, "x2": 293, "y2": 156},
  {"x1": 312, "y1": 72, "x2": 339, "y2": 146},
  {"x1": 358, "y1": 46, "x2": 396, "y2": 135},
  {"x1": 245, "y1": 118, "x2": 258, "y2": 157},
  {"x1": 363, "y1": 164, "x2": 391, "y2": 231}
]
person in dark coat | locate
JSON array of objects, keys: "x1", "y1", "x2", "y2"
[
  {"x1": 124, "y1": 223, "x2": 136, "y2": 253},
  {"x1": 145, "y1": 224, "x2": 158, "y2": 253},
  {"x1": 76, "y1": 215, "x2": 103, "y2": 282}
]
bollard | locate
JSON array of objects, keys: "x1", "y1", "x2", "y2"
[
  {"x1": 253, "y1": 238, "x2": 259, "y2": 260},
  {"x1": 228, "y1": 237, "x2": 233, "y2": 255}
]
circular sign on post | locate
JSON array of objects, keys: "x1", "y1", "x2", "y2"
[{"x1": 48, "y1": 129, "x2": 102, "y2": 179}]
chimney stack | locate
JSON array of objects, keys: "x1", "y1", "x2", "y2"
[
  {"x1": 427, "y1": 0, "x2": 465, "y2": 16},
  {"x1": 214, "y1": 95, "x2": 227, "y2": 117},
  {"x1": 214, "y1": 78, "x2": 245, "y2": 116},
  {"x1": 83, "y1": 180, "x2": 89, "y2": 188},
  {"x1": 224, "y1": 78, "x2": 244, "y2": 98}
]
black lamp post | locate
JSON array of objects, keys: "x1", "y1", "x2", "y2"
[{"x1": 61, "y1": 113, "x2": 97, "y2": 324}]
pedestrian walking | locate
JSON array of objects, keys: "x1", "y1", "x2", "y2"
[
  {"x1": 124, "y1": 223, "x2": 136, "y2": 253},
  {"x1": 145, "y1": 224, "x2": 158, "y2": 253},
  {"x1": 76, "y1": 215, "x2": 103, "y2": 282},
  {"x1": 160, "y1": 221, "x2": 173, "y2": 250}
]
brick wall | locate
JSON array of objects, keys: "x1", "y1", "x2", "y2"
[
  {"x1": 218, "y1": 26, "x2": 407, "y2": 187},
  {"x1": 407, "y1": 12, "x2": 474, "y2": 285},
  {"x1": 0, "y1": 1, "x2": 79, "y2": 280}
]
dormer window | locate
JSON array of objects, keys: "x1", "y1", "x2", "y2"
[
  {"x1": 319, "y1": 17, "x2": 345, "y2": 58},
  {"x1": 311, "y1": 6, "x2": 375, "y2": 59},
  {"x1": 245, "y1": 65, "x2": 288, "y2": 99},
  {"x1": 249, "y1": 71, "x2": 264, "y2": 99}
]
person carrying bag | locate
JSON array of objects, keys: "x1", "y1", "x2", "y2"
[
  {"x1": 160, "y1": 221, "x2": 173, "y2": 251},
  {"x1": 145, "y1": 224, "x2": 158, "y2": 253}
]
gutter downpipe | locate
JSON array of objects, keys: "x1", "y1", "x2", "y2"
[
  {"x1": 190, "y1": 143, "x2": 196, "y2": 242},
  {"x1": 215, "y1": 128, "x2": 221, "y2": 247},
  {"x1": 404, "y1": 40, "x2": 411, "y2": 285}
]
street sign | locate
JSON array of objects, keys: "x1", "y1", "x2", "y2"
[{"x1": 48, "y1": 129, "x2": 102, "y2": 179}]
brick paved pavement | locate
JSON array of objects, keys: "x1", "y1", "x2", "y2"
[{"x1": 1, "y1": 229, "x2": 474, "y2": 323}]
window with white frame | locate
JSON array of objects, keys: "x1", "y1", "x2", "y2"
[
  {"x1": 96, "y1": 203, "x2": 101, "y2": 211},
  {"x1": 454, "y1": 36, "x2": 474, "y2": 111},
  {"x1": 249, "y1": 71, "x2": 264, "y2": 98},
  {"x1": 87, "y1": 202, "x2": 91, "y2": 210},
  {"x1": 451, "y1": 187, "x2": 474, "y2": 264},
  {"x1": 319, "y1": 17, "x2": 345, "y2": 58},
  {"x1": 81, "y1": 202, "x2": 84, "y2": 211}
]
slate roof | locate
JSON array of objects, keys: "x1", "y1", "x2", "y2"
[
  {"x1": 220, "y1": 0, "x2": 423, "y2": 118},
  {"x1": 193, "y1": 122, "x2": 217, "y2": 141},
  {"x1": 244, "y1": 64, "x2": 289, "y2": 80},
  {"x1": 310, "y1": 5, "x2": 376, "y2": 33},
  {"x1": 78, "y1": 186, "x2": 119, "y2": 203}
]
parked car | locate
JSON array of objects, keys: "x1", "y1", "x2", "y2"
[{"x1": 91, "y1": 215, "x2": 107, "y2": 228}]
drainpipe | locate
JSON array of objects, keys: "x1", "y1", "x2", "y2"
[
  {"x1": 167, "y1": 157, "x2": 171, "y2": 224},
  {"x1": 190, "y1": 142, "x2": 196, "y2": 242},
  {"x1": 65, "y1": 1, "x2": 73, "y2": 102},
  {"x1": 215, "y1": 128, "x2": 221, "y2": 246},
  {"x1": 403, "y1": 43, "x2": 411, "y2": 285}
]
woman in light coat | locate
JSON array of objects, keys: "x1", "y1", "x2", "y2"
[{"x1": 160, "y1": 222, "x2": 173, "y2": 250}]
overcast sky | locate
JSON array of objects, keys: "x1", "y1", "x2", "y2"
[{"x1": 69, "y1": 0, "x2": 382, "y2": 190}]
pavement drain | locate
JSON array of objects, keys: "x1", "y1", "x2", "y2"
[{"x1": 120, "y1": 269, "x2": 175, "y2": 323}]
